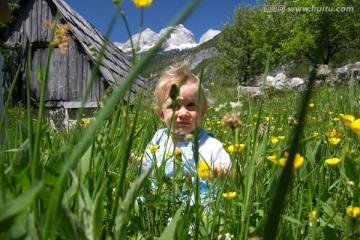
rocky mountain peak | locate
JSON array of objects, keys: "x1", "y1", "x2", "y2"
[{"x1": 114, "y1": 24, "x2": 220, "y2": 54}]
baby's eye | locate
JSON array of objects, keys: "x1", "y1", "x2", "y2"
[{"x1": 187, "y1": 102, "x2": 196, "y2": 109}]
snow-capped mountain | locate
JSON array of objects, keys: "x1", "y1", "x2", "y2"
[
  {"x1": 159, "y1": 24, "x2": 197, "y2": 51},
  {"x1": 199, "y1": 29, "x2": 221, "y2": 44},
  {"x1": 114, "y1": 24, "x2": 220, "y2": 54}
]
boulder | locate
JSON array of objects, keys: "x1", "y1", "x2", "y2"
[{"x1": 316, "y1": 64, "x2": 331, "y2": 79}]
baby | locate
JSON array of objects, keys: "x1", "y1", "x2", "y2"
[{"x1": 143, "y1": 61, "x2": 231, "y2": 204}]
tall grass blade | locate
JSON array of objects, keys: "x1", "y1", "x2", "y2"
[
  {"x1": 264, "y1": 66, "x2": 317, "y2": 239},
  {"x1": 0, "y1": 182, "x2": 42, "y2": 223},
  {"x1": 158, "y1": 204, "x2": 184, "y2": 240},
  {"x1": 114, "y1": 168, "x2": 152, "y2": 240}
]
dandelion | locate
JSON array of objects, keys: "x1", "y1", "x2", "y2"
[
  {"x1": 329, "y1": 137, "x2": 341, "y2": 145},
  {"x1": 309, "y1": 102, "x2": 315, "y2": 108},
  {"x1": 325, "y1": 157, "x2": 341, "y2": 166},
  {"x1": 267, "y1": 154, "x2": 278, "y2": 163},
  {"x1": 308, "y1": 209, "x2": 317, "y2": 222},
  {"x1": 80, "y1": 118, "x2": 90, "y2": 125},
  {"x1": 340, "y1": 114, "x2": 360, "y2": 136},
  {"x1": 288, "y1": 117, "x2": 297, "y2": 126},
  {"x1": 43, "y1": 20, "x2": 71, "y2": 55},
  {"x1": 174, "y1": 148, "x2": 182, "y2": 157},
  {"x1": 227, "y1": 144, "x2": 246, "y2": 154},
  {"x1": 278, "y1": 152, "x2": 304, "y2": 171},
  {"x1": 221, "y1": 112, "x2": 242, "y2": 129},
  {"x1": 222, "y1": 192, "x2": 237, "y2": 200},
  {"x1": 197, "y1": 160, "x2": 211, "y2": 179},
  {"x1": 148, "y1": 144, "x2": 160, "y2": 153},
  {"x1": 346, "y1": 205, "x2": 360, "y2": 218},
  {"x1": 270, "y1": 137, "x2": 279, "y2": 144},
  {"x1": 340, "y1": 114, "x2": 355, "y2": 127},
  {"x1": 132, "y1": 0, "x2": 152, "y2": 7}
]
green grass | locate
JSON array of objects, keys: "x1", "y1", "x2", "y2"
[
  {"x1": 1, "y1": 81, "x2": 360, "y2": 239},
  {"x1": 1, "y1": 1, "x2": 360, "y2": 238}
]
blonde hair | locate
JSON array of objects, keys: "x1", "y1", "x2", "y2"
[{"x1": 153, "y1": 62, "x2": 208, "y2": 115}]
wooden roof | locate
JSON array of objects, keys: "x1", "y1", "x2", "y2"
[
  {"x1": 10, "y1": 0, "x2": 147, "y2": 100},
  {"x1": 53, "y1": 0, "x2": 147, "y2": 96}
]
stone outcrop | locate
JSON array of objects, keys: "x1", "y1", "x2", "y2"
[{"x1": 238, "y1": 62, "x2": 360, "y2": 97}]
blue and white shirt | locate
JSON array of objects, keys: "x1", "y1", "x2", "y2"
[{"x1": 143, "y1": 127, "x2": 231, "y2": 204}]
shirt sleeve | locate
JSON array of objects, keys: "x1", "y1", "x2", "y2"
[
  {"x1": 143, "y1": 128, "x2": 166, "y2": 170},
  {"x1": 199, "y1": 136, "x2": 231, "y2": 169}
]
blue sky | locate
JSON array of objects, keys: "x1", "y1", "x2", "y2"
[{"x1": 66, "y1": 0, "x2": 257, "y2": 43}]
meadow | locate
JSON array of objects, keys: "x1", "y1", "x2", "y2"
[
  {"x1": 1, "y1": 76, "x2": 360, "y2": 239},
  {"x1": 1, "y1": 1, "x2": 360, "y2": 239}
]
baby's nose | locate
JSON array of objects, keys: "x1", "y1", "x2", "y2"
[{"x1": 177, "y1": 106, "x2": 189, "y2": 117}]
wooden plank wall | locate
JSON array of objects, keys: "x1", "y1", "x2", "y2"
[{"x1": 2, "y1": 0, "x2": 103, "y2": 105}]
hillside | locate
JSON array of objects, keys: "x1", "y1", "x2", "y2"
[{"x1": 138, "y1": 33, "x2": 223, "y2": 86}]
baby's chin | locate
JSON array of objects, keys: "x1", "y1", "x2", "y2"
[{"x1": 174, "y1": 127, "x2": 194, "y2": 135}]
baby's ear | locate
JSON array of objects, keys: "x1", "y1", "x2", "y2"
[
  {"x1": 156, "y1": 108, "x2": 164, "y2": 120},
  {"x1": 200, "y1": 105, "x2": 207, "y2": 117}
]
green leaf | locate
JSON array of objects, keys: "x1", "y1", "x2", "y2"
[
  {"x1": 114, "y1": 168, "x2": 152, "y2": 240},
  {"x1": 0, "y1": 182, "x2": 42, "y2": 223},
  {"x1": 344, "y1": 155, "x2": 359, "y2": 187},
  {"x1": 9, "y1": 139, "x2": 30, "y2": 173},
  {"x1": 92, "y1": 179, "x2": 108, "y2": 240},
  {"x1": 159, "y1": 204, "x2": 184, "y2": 240},
  {"x1": 37, "y1": 61, "x2": 43, "y2": 83}
]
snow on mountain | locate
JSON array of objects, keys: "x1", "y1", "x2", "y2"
[
  {"x1": 114, "y1": 28, "x2": 159, "y2": 53},
  {"x1": 159, "y1": 24, "x2": 197, "y2": 52},
  {"x1": 115, "y1": 24, "x2": 220, "y2": 54},
  {"x1": 199, "y1": 29, "x2": 221, "y2": 44}
]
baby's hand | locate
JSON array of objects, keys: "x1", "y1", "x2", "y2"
[
  {"x1": 213, "y1": 164, "x2": 230, "y2": 178},
  {"x1": 129, "y1": 153, "x2": 146, "y2": 166}
]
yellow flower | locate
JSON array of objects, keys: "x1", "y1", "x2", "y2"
[
  {"x1": 308, "y1": 209, "x2": 317, "y2": 222},
  {"x1": 197, "y1": 160, "x2": 211, "y2": 179},
  {"x1": 222, "y1": 192, "x2": 237, "y2": 200},
  {"x1": 329, "y1": 137, "x2": 341, "y2": 145},
  {"x1": 270, "y1": 137, "x2": 279, "y2": 144},
  {"x1": 340, "y1": 114, "x2": 360, "y2": 136},
  {"x1": 174, "y1": 148, "x2": 182, "y2": 157},
  {"x1": 80, "y1": 118, "x2": 90, "y2": 125},
  {"x1": 313, "y1": 132, "x2": 320, "y2": 137},
  {"x1": 267, "y1": 154, "x2": 278, "y2": 163},
  {"x1": 308, "y1": 102, "x2": 315, "y2": 108},
  {"x1": 351, "y1": 119, "x2": 360, "y2": 135},
  {"x1": 325, "y1": 157, "x2": 341, "y2": 166},
  {"x1": 277, "y1": 136, "x2": 286, "y2": 140},
  {"x1": 132, "y1": 0, "x2": 152, "y2": 7},
  {"x1": 227, "y1": 144, "x2": 246, "y2": 154},
  {"x1": 278, "y1": 157, "x2": 287, "y2": 167},
  {"x1": 278, "y1": 152, "x2": 304, "y2": 171},
  {"x1": 326, "y1": 129, "x2": 337, "y2": 137},
  {"x1": 346, "y1": 205, "x2": 360, "y2": 218},
  {"x1": 340, "y1": 114, "x2": 355, "y2": 127},
  {"x1": 148, "y1": 144, "x2": 159, "y2": 153}
]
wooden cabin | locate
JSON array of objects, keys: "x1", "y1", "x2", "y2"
[{"x1": 1, "y1": 0, "x2": 146, "y2": 110}]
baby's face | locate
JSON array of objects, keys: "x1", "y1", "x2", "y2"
[{"x1": 159, "y1": 81, "x2": 205, "y2": 137}]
